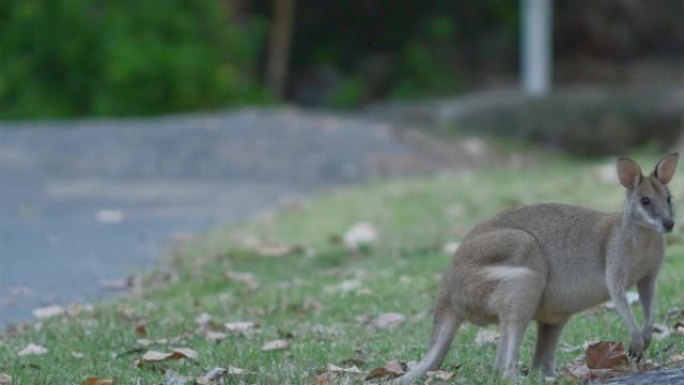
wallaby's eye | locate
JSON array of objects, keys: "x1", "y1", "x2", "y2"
[{"x1": 641, "y1": 197, "x2": 651, "y2": 206}]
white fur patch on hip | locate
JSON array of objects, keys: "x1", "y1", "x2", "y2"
[{"x1": 481, "y1": 265, "x2": 535, "y2": 281}]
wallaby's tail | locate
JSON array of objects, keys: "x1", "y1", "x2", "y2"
[{"x1": 396, "y1": 311, "x2": 462, "y2": 385}]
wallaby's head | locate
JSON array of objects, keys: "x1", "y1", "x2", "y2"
[{"x1": 617, "y1": 153, "x2": 679, "y2": 233}]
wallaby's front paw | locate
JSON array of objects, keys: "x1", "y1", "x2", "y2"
[{"x1": 628, "y1": 335, "x2": 645, "y2": 361}]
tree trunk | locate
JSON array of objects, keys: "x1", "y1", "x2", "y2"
[{"x1": 266, "y1": 0, "x2": 295, "y2": 98}]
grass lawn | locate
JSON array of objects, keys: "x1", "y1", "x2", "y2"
[{"x1": 4, "y1": 153, "x2": 684, "y2": 384}]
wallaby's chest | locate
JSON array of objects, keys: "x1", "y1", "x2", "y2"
[{"x1": 622, "y1": 235, "x2": 665, "y2": 284}]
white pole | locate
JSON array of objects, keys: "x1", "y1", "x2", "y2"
[{"x1": 521, "y1": 0, "x2": 552, "y2": 96}]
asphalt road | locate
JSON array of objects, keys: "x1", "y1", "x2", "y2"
[{"x1": 0, "y1": 108, "x2": 446, "y2": 326}]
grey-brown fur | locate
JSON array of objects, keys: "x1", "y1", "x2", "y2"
[{"x1": 398, "y1": 153, "x2": 679, "y2": 384}]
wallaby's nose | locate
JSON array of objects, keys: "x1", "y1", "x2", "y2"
[{"x1": 664, "y1": 219, "x2": 675, "y2": 232}]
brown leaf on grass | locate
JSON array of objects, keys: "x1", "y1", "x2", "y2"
[
  {"x1": 17, "y1": 343, "x2": 48, "y2": 356},
  {"x1": 224, "y1": 321, "x2": 259, "y2": 335},
  {"x1": 82, "y1": 378, "x2": 115, "y2": 385},
  {"x1": 136, "y1": 348, "x2": 198, "y2": 366},
  {"x1": 261, "y1": 339, "x2": 291, "y2": 351},
  {"x1": 135, "y1": 321, "x2": 147, "y2": 337},
  {"x1": 560, "y1": 346, "x2": 632, "y2": 382},
  {"x1": 364, "y1": 360, "x2": 405, "y2": 380},
  {"x1": 585, "y1": 341, "x2": 629, "y2": 369},
  {"x1": 0, "y1": 374, "x2": 11, "y2": 385},
  {"x1": 224, "y1": 271, "x2": 259, "y2": 290}
]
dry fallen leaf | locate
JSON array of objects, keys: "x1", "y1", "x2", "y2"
[
  {"x1": 136, "y1": 339, "x2": 154, "y2": 347},
  {"x1": 197, "y1": 365, "x2": 246, "y2": 383},
  {"x1": 163, "y1": 370, "x2": 188, "y2": 385},
  {"x1": 253, "y1": 244, "x2": 294, "y2": 258},
  {"x1": 365, "y1": 360, "x2": 405, "y2": 380},
  {"x1": 72, "y1": 351, "x2": 85, "y2": 358},
  {"x1": 197, "y1": 368, "x2": 226, "y2": 384},
  {"x1": 315, "y1": 364, "x2": 364, "y2": 384},
  {"x1": 652, "y1": 323, "x2": 671, "y2": 341},
  {"x1": 329, "y1": 279, "x2": 362, "y2": 294},
  {"x1": 585, "y1": 341, "x2": 629, "y2": 369},
  {"x1": 17, "y1": 343, "x2": 48, "y2": 356},
  {"x1": 672, "y1": 317, "x2": 684, "y2": 335},
  {"x1": 426, "y1": 369, "x2": 455, "y2": 383},
  {"x1": 261, "y1": 339, "x2": 291, "y2": 351},
  {"x1": 668, "y1": 352, "x2": 684, "y2": 365},
  {"x1": 224, "y1": 271, "x2": 259, "y2": 290},
  {"x1": 136, "y1": 348, "x2": 198, "y2": 366},
  {"x1": 474, "y1": 329, "x2": 499, "y2": 347},
  {"x1": 373, "y1": 312, "x2": 406, "y2": 329},
  {"x1": 205, "y1": 331, "x2": 228, "y2": 343},
  {"x1": 224, "y1": 321, "x2": 258, "y2": 334},
  {"x1": 0, "y1": 374, "x2": 11, "y2": 385},
  {"x1": 343, "y1": 222, "x2": 378, "y2": 251},
  {"x1": 32, "y1": 305, "x2": 65, "y2": 320},
  {"x1": 195, "y1": 313, "x2": 213, "y2": 328},
  {"x1": 135, "y1": 321, "x2": 147, "y2": 337},
  {"x1": 82, "y1": 378, "x2": 115, "y2": 385}
]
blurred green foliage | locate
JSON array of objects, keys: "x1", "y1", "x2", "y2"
[
  {"x1": 282, "y1": 0, "x2": 519, "y2": 108},
  {"x1": 0, "y1": 0, "x2": 270, "y2": 118}
]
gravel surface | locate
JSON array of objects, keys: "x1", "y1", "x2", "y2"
[
  {"x1": 592, "y1": 368, "x2": 684, "y2": 384},
  {"x1": 0, "y1": 107, "x2": 466, "y2": 326}
]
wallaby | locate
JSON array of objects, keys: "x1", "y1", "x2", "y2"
[{"x1": 398, "y1": 153, "x2": 679, "y2": 384}]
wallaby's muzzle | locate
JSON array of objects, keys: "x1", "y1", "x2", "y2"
[{"x1": 663, "y1": 219, "x2": 674, "y2": 232}]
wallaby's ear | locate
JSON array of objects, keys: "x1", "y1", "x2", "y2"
[
  {"x1": 653, "y1": 152, "x2": 679, "y2": 185},
  {"x1": 617, "y1": 157, "x2": 642, "y2": 189}
]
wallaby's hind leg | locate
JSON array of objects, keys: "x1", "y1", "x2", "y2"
[
  {"x1": 496, "y1": 317, "x2": 532, "y2": 379},
  {"x1": 491, "y1": 266, "x2": 546, "y2": 379},
  {"x1": 531, "y1": 319, "x2": 568, "y2": 377},
  {"x1": 396, "y1": 298, "x2": 462, "y2": 385}
]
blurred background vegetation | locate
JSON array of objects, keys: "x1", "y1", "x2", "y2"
[{"x1": 1, "y1": 0, "x2": 684, "y2": 118}]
